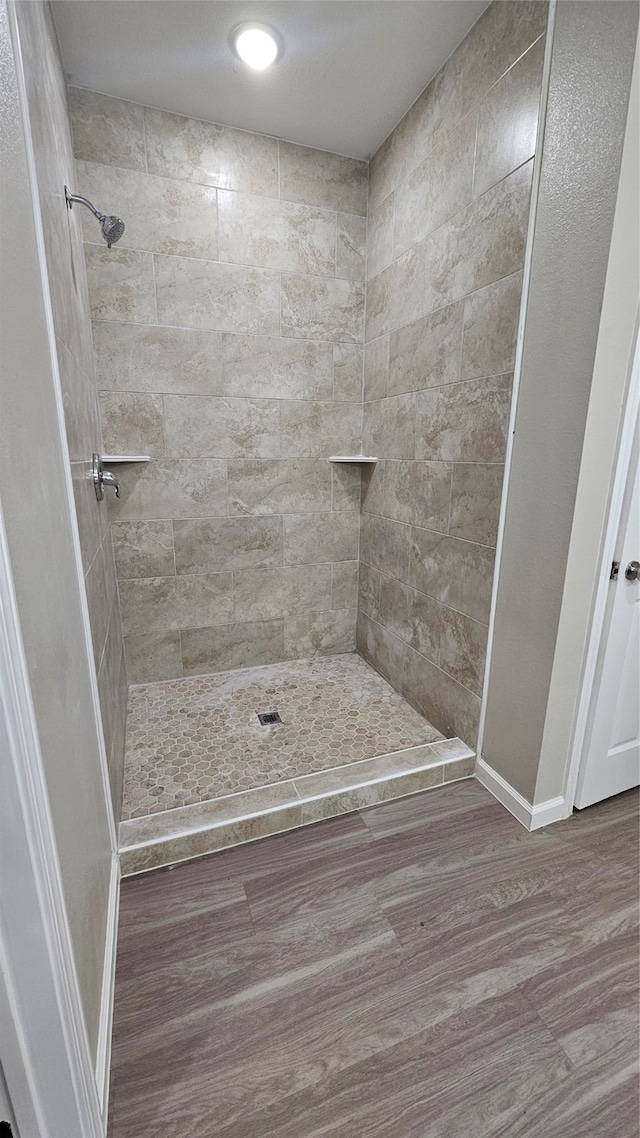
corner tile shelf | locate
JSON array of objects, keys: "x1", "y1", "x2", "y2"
[
  {"x1": 329, "y1": 455, "x2": 378, "y2": 463},
  {"x1": 118, "y1": 738, "x2": 475, "y2": 876},
  {"x1": 101, "y1": 455, "x2": 151, "y2": 463}
]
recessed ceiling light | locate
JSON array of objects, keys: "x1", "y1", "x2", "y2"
[{"x1": 233, "y1": 24, "x2": 280, "y2": 70}]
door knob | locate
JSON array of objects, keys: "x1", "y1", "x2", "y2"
[
  {"x1": 92, "y1": 453, "x2": 120, "y2": 501},
  {"x1": 625, "y1": 560, "x2": 640, "y2": 581}
]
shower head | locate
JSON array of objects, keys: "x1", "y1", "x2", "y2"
[{"x1": 64, "y1": 187, "x2": 125, "y2": 248}]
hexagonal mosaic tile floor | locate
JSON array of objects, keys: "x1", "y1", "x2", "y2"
[{"x1": 122, "y1": 653, "x2": 445, "y2": 819}]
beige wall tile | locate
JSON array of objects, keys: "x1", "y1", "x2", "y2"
[
  {"x1": 461, "y1": 272, "x2": 522, "y2": 380},
  {"x1": 84, "y1": 538, "x2": 116, "y2": 669},
  {"x1": 331, "y1": 561, "x2": 359, "y2": 609},
  {"x1": 403, "y1": 644, "x2": 481, "y2": 746},
  {"x1": 360, "y1": 513, "x2": 411, "y2": 582},
  {"x1": 331, "y1": 463, "x2": 362, "y2": 512},
  {"x1": 154, "y1": 254, "x2": 280, "y2": 335},
  {"x1": 124, "y1": 631, "x2": 183, "y2": 684},
  {"x1": 99, "y1": 390, "x2": 165, "y2": 457},
  {"x1": 173, "y1": 516, "x2": 283, "y2": 575},
  {"x1": 389, "y1": 301, "x2": 464, "y2": 396},
  {"x1": 363, "y1": 393, "x2": 415, "y2": 458},
  {"x1": 415, "y1": 374, "x2": 512, "y2": 463},
  {"x1": 222, "y1": 334, "x2": 333, "y2": 401},
  {"x1": 279, "y1": 140, "x2": 367, "y2": 215},
  {"x1": 93, "y1": 321, "x2": 223, "y2": 395},
  {"x1": 120, "y1": 572, "x2": 233, "y2": 634},
  {"x1": 163, "y1": 394, "x2": 280, "y2": 458},
  {"x1": 284, "y1": 608, "x2": 357, "y2": 657},
  {"x1": 363, "y1": 336, "x2": 389, "y2": 401},
  {"x1": 367, "y1": 192, "x2": 395, "y2": 281},
  {"x1": 280, "y1": 400, "x2": 361, "y2": 458},
  {"x1": 358, "y1": 562, "x2": 381, "y2": 618},
  {"x1": 439, "y1": 607, "x2": 488, "y2": 695},
  {"x1": 112, "y1": 520, "x2": 175, "y2": 580},
  {"x1": 228, "y1": 458, "x2": 331, "y2": 515},
  {"x1": 337, "y1": 213, "x2": 366, "y2": 280},
  {"x1": 356, "y1": 610, "x2": 407, "y2": 694},
  {"x1": 449, "y1": 462, "x2": 504, "y2": 546},
  {"x1": 107, "y1": 458, "x2": 228, "y2": 521},
  {"x1": 69, "y1": 87, "x2": 146, "y2": 170},
  {"x1": 474, "y1": 35, "x2": 545, "y2": 199},
  {"x1": 181, "y1": 620, "x2": 285, "y2": 675},
  {"x1": 281, "y1": 273, "x2": 365, "y2": 343},
  {"x1": 218, "y1": 191, "x2": 335, "y2": 275},
  {"x1": 57, "y1": 339, "x2": 101, "y2": 463},
  {"x1": 333, "y1": 344, "x2": 363, "y2": 402},
  {"x1": 76, "y1": 160, "x2": 218, "y2": 259},
  {"x1": 393, "y1": 113, "x2": 476, "y2": 258},
  {"x1": 85, "y1": 245, "x2": 156, "y2": 324},
  {"x1": 383, "y1": 460, "x2": 452, "y2": 531},
  {"x1": 283, "y1": 513, "x2": 359, "y2": 565},
  {"x1": 233, "y1": 564, "x2": 332, "y2": 621},
  {"x1": 360, "y1": 459, "x2": 385, "y2": 518},
  {"x1": 144, "y1": 106, "x2": 279, "y2": 196},
  {"x1": 409, "y1": 529, "x2": 495, "y2": 624},
  {"x1": 377, "y1": 574, "x2": 441, "y2": 662}
]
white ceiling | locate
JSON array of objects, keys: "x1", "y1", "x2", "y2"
[{"x1": 51, "y1": 1, "x2": 489, "y2": 160}]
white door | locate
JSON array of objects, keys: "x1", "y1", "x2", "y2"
[{"x1": 575, "y1": 413, "x2": 640, "y2": 809}]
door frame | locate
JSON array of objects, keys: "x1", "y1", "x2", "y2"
[{"x1": 564, "y1": 331, "x2": 640, "y2": 812}]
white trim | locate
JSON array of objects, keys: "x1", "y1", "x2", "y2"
[
  {"x1": 564, "y1": 330, "x2": 640, "y2": 814},
  {"x1": 476, "y1": 759, "x2": 565, "y2": 831},
  {"x1": 476, "y1": 0, "x2": 556, "y2": 760},
  {"x1": 94, "y1": 855, "x2": 120, "y2": 1120},
  {"x1": 0, "y1": 500, "x2": 104, "y2": 1136},
  {"x1": 8, "y1": 0, "x2": 118, "y2": 861}
]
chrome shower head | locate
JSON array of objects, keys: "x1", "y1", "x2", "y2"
[{"x1": 64, "y1": 187, "x2": 125, "y2": 248}]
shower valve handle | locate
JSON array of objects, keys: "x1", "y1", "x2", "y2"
[{"x1": 92, "y1": 454, "x2": 120, "y2": 500}]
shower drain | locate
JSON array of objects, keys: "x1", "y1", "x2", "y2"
[{"x1": 257, "y1": 711, "x2": 282, "y2": 726}]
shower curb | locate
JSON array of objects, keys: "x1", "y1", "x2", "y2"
[{"x1": 118, "y1": 738, "x2": 475, "y2": 876}]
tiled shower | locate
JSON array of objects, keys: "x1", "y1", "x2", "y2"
[{"x1": 18, "y1": 0, "x2": 547, "y2": 867}]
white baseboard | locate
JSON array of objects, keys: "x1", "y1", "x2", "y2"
[
  {"x1": 476, "y1": 758, "x2": 565, "y2": 831},
  {"x1": 95, "y1": 853, "x2": 120, "y2": 1119}
]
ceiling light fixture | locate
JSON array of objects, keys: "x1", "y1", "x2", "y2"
[{"x1": 233, "y1": 23, "x2": 280, "y2": 70}]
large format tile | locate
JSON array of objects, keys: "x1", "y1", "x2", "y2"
[
  {"x1": 367, "y1": 192, "x2": 395, "y2": 281},
  {"x1": 331, "y1": 462, "x2": 362, "y2": 512},
  {"x1": 474, "y1": 35, "x2": 545, "y2": 199},
  {"x1": 85, "y1": 245, "x2": 156, "y2": 324},
  {"x1": 383, "y1": 460, "x2": 452, "y2": 531},
  {"x1": 331, "y1": 561, "x2": 359, "y2": 610},
  {"x1": 154, "y1": 254, "x2": 280, "y2": 335},
  {"x1": 76, "y1": 160, "x2": 218, "y2": 259},
  {"x1": 233, "y1": 565, "x2": 332, "y2": 622},
  {"x1": 112, "y1": 520, "x2": 175, "y2": 580},
  {"x1": 283, "y1": 513, "x2": 359, "y2": 565},
  {"x1": 333, "y1": 344, "x2": 363, "y2": 402},
  {"x1": 99, "y1": 390, "x2": 165, "y2": 458},
  {"x1": 280, "y1": 400, "x2": 361, "y2": 458},
  {"x1": 124, "y1": 631, "x2": 183, "y2": 684},
  {"x1": 107, "y1": 459, "x2": 228, "y2": 521},
  {"x1": 409, "y1": 528, "x2": 495, "y2": 624},
  {"x1": 376, "y1": 574, "x2": 441, "y2": 663},
  {"x1": 363, "y1": 393, "x2": 415, "y2": 459},
  {"x1": 221, "y1": 334, "x2": 333, "y2": 401},
  {"x1": 279, "y1": 140, "x2": 367, "y2": 215},
  {"x1": 218, "y1": 191, "x2": 336, "y2": 275},
  {"x1": 363, "y1": 336, "x2": 390, "y2": 402},
  {"x1": 163, "y1": 395, "x2": 281, "y2": 459},
  {"x1": 449, "y1": 463, "x2": 504, "y2": 546},
  {"x1": 284, "y1": 609, "x2": 356, "y2": 658},
  {"x1": 69, "y1": 87, "x2": 146, "y2": 171},
  {"x1": 403, "y1": 643, "x2": 481, "y2": 745},
  {"x1": 144, "y1": 106, "x2": 279, "y2": 196},
  {"x1": 415, "y1": 374, "x2": 512, "y2": 463},
  {"x1": 281, "y1": 273, "x2": 365, "y2": 344},
  {"x1": 93, "y1": 322, "x2": 224, "y2": 396},
  {"x1": 119, "y1": 573, "x2": 233, "y2": 635},
  {"x1": 173, "y1": 516, "x2": 283, "y2": 575},
  {"x1": 461, "y1": 271, "x2": 522, "y2": 381},
  {"x1": 228, "y1": 459, "x2": 331, "y2": 515},
  {"x1": 439, "y1": 607, "x2": 489, "y2": 695},
  {"x1": 393, "y1": 112, "x2": 476, "y2": 258},
  {"x1": 336, "y1": 213, "x2": 367, "y2": 281},
  {"x1": 181, "y1": 620, "x2": 286, "y2": 675},
  {"x1": 360, "y1": 513, "x2": 412, "y2": 584},
  {"x1": 388, "y1": 301, "x2": 464, "y2": 396}
]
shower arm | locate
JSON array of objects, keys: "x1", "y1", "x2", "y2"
[{"x1": 65, "y1": 187, "x2": 104, "y2": 221}]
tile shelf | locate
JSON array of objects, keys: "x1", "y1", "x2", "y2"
[
  {"x1": 101, "y1": 455, "x2": 151, "y2": 463},
  {"x1": 329, "y1": 455, "x2": 378, "y2": 463}
]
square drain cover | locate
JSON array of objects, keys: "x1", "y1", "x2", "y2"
[{"x1": 257, "y1": 711, "x2": 282, "y2": 726}]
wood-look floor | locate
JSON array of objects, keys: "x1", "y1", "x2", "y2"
[{"x1": 108, "y1": 781, "x2": 640, "y2": 1138}]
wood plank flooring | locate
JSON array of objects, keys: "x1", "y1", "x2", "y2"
[{"x1": 108, "y1": 780, "x2": 639, "y2": 1137}]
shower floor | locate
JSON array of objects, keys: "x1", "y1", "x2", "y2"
[{"x1": 119, "y1": 653, "x2": 476, "y2": 874}]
